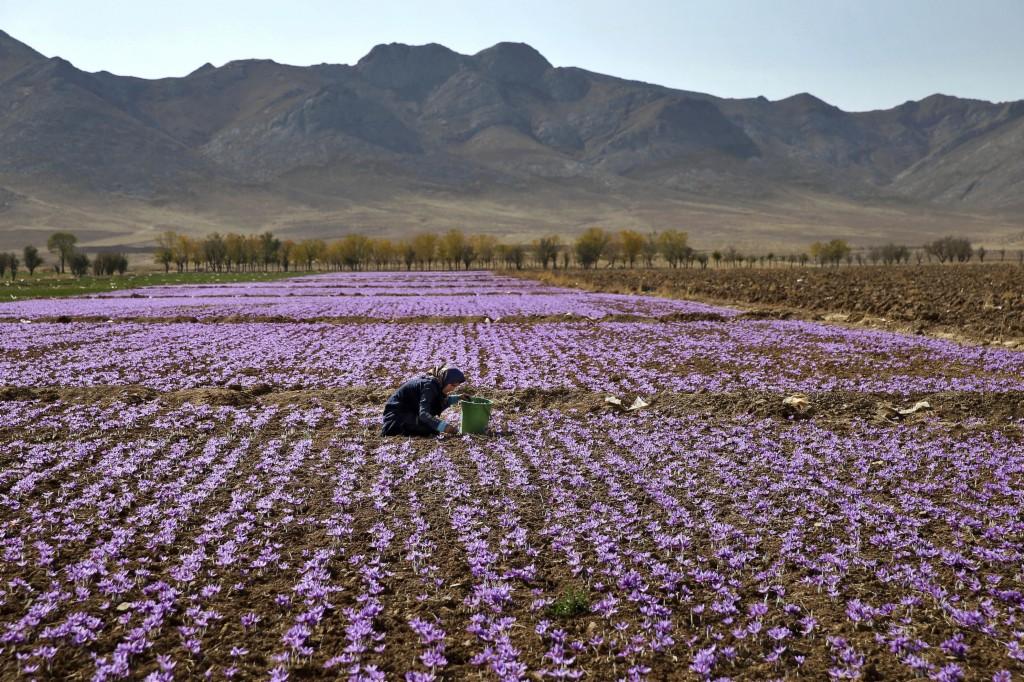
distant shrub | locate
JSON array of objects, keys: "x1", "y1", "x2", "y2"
[
  {"x1": 575, "y1": 228, "x2": 609, "y2": 269},
  {"x1": 23, "y1": 245, "x2": 43, "y2": 275},
  {"x1": 868, "y1": 243, "x2": 910, "y2": 265},
  {"x1": 69, "y1": 253, "x2": 90, "y2": 277},
  {"x1": 92, "y1": 253, "x2": 129, "y2": 276},
  {"x1": 809, "y1": 239, "x2": 851, "y2": 266},
  {"x1": 657, "y1": 230, "x2": 690, "y2": 269},
  {"x1": 533, "y1": 235, "x2": 561, "y2": 269},
  {"x1": 925, "y1": 236, "x2": 973, "y2": 263}
]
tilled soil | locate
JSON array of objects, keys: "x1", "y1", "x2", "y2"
[
  {"x1": 2, "y1": 270, "x2": 1023, "y2": 681},
  {"x1": 3, "y1": 385, "x2": 1023, "y2": 429},
  {"x1": 521, "y1": 264, "x2": 1024, "y2": 345},
  {"x1": 1, "y1": 394, "x2": 1022, "y2": 681}
]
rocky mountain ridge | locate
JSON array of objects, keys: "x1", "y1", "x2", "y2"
[{"x1": 1, "y1": 30, "x2": 1022, "y2": 249}]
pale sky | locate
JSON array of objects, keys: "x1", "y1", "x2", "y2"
[{"x1": 2, "y1": 0, "x2": 1022, "y2": 112}]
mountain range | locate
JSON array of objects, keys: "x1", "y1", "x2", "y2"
[{"x1": 1, "y1": 30, "x2": 1022, "y2": 251}]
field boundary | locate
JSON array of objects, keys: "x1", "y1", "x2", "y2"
[
  {"x1": 0, "y1": 311, "x2": 739, "y2": 325},
  {"x1": 514, "y1": 266, "x2": 1024, "y2": 348},
  {"x1": 3, "y1": 384, "x2": 1022, "y2": 427}
]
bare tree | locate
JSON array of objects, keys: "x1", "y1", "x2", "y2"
[
  {"x1": 47, "y1": 232, "x2": 77, "y2": 274},
  {"x1": 22, "y1": 246, "x2": 43, "y2": 275}
]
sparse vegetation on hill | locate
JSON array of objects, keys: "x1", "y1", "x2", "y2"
[{"x1": 2, "y1": 30, "x2": 1024, "y2": 249}]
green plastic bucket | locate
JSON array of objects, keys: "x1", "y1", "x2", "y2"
[{"x1": 460, "y1": 397, "x2": 492, "y2": 434}]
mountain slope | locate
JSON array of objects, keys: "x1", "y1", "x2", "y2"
[{"x1": 1, "y1": 31, "x2": 1022, "y2": 250}]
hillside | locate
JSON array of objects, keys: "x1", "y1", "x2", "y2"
[{"x1": 1, "y1": 30, "x2": 1022, "y2": 250}]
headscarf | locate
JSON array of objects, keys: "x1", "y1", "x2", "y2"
[{"x1": 428, "y1": 364, "x2": 466, "y2": 387}]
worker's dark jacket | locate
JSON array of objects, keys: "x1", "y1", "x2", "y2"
[{"x1": 381, "y1": 375, "x2": 449, "y2": 436}]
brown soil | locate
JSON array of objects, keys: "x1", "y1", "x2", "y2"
[
  {"x1": 2, "y1": 396, "x2": 1021, "y2": 681},
  {"x1": 3, "y1": 384, "x2": 1021, "y2": 429},
  {"x1": 3, "y1": 267, "x2": 1023, "y2": 680},
  {"x1": 520, "y1": 264, "x2": 1024, "y2": 346}
]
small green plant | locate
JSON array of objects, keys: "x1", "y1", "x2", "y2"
[
  {"x1": 1, "y1": 270, "x2": 304, "y2": 301},
  {"x1": 547, "y1": 587, "x2": 590, "y2": 618}
]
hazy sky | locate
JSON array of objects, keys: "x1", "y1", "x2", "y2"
[{"x1": 3, "y1": 0, "x2": 1022, "y2": 111}]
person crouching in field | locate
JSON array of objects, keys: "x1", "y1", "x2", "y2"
[{"x1": 381, "y1": 365, "x2": 470, "y2": 436}]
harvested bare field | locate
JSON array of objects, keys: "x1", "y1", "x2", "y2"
[{"x1": 522, "y1": 264, "x2": 1024, "y2": 345}]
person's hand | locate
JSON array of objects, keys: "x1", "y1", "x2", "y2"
[
  {"x1": 444, "y1": 424, "x2": 459, "y2": 435},
  {"x1": 458, "y1": 389, "x2": 474, "y2": 399}
]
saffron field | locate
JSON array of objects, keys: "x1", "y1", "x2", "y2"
[{"x1": 1, "y1": 272, "x2": 1022, "y2": 681}]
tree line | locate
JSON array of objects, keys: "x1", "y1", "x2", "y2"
[
  {"x1": 150, "y1": 228, "x2": 709, "y2": 272},
  {"x1": 5, "y1": 229, "x2": 1018, "y2": 280},
  {"x1": 0, "y1": 245, "x2": 44, "y2": 280},
  {"x1": 805, "y1": 236, "x2": 1006, "y2": 267},
  {"x1": 1, "y1": 233, "x2": 130, "y2": 279},
  {"x1": 148, "y1": 229, "x2": 1024, "y2": 272},
  {"x1": 154, "y1": 230, "x2": 518, "y2": 272}
]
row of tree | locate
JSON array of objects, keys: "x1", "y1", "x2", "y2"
[
  {"x1": 4, "y1": 234, "x2": 129, "y2": 279},
  {"x1": 150, "y1": 228, "x2": 1020, "y2": 272},
  {"x1": 43, "y1": 232, "x2": 124, "y2": 276},
  {"x1": 155, "y1": 229, "x2": 527, "y2": 272},
  {"x1": 0, "y1": 246, "x2": 44, "y2": 280},
  {"x1": 807, "y1": 237, "x2": 1006, "y2": 267},
  {"x1": 92, "y1": 253, "x2": 129, "y2": 276},
  {"x1": 0, "y1": 252, "x2": 22, "y2": 280},
  {"x1": 152, "y1": 228, "x2": 700, "y2": 272},
  {"x1": 572, "y1": 228, "x2": 695, "y2": 268},
  {"x1": 10, "y1": 229, "x2": 1018, "y2": 279}
]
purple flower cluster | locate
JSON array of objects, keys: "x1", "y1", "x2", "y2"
[
  {"x1": 2, "y1": 399, "x2": 1022, "y2": 679},
  {"x1": 0, "y1": 272, "x2": 734, "y2": 320},
  {"x1": 2, "y1": 317, "x2": 1022, "y2": 393},
  {"x1": 1, "y1": 270, "x2": 1022, "y2": 680}
]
